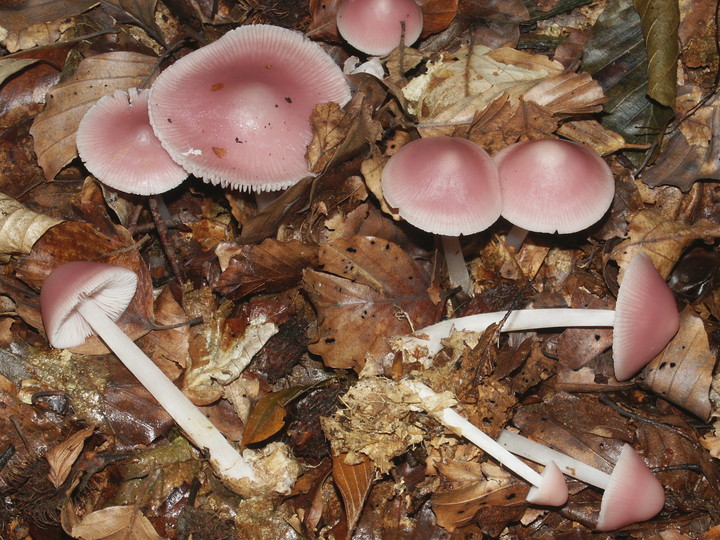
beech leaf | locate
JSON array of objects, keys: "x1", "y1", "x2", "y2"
[
  {"x1": 0, "y1": 58, "x2": 39, "y2": 86},
  {"x1": 243, "y1": 384, "x2": 315, "y2": 446},
  {"x1": 69, "y1": 505, "x2": 165, "y2": 540},
  {"x1": 45, "y1": 426, "x2": 94, "y2": 488},
  {"x1": 0, "y1": 0, "x2": 97, "y2": 33},
  {"x1": 331, "y1": 453, "x2": 376, "y2": 539},
  {"x1": 0, "y1": 192, "x2": 63, "y2": 263}
]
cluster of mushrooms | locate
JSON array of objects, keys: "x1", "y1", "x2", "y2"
[{"x1": 39, "y1": 0, "x2": 679, "y2": 532}]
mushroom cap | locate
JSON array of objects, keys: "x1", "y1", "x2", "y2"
[
  {"x1": 76, "y1": 88, "x2": 187, "y2": 195},
  {"x1": 41, "y1": 262, "x2": 138, "y2": 349},
  {"x1": 148, "y1": 24, "x2": 351, "y2": 192},
  {"x1": 612, "y1": 252, "x2": 680, "y2": 381},
  {"x1": 336, "y1": 0, "x2": 424, "y2": 56},
  {"x1": 596, "y1": 444, "x2": 665, "y2": 531},
  {"x1": 494, "y1": 139, "x2": 615, "y2": 234},
  {"x1": 381, "y1": 136, "x2": 503, "y2": 236},
  {"x1": 525, "y1": 461, "x2": 569, "y2": 507}
]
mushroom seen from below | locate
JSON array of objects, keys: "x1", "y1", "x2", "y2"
[
  {"x1": 401, "y1": 252, "x2": 679, "y2": 381},
  {"x1": 40, "y1": 262, "x2": 254, "y2": 488},
  {"x1": 380, "y1": 136, "x2": 502, "y2": 295},
  {"x1": 76, "y1": 88, "x2": 187, "y2": 195},
  {"x1": 336, "y1": 0, "x2": 424, "y2": 56},
  {"x1": 494, "y1": 139, "x2": 616, "y2": 249},
  {"x1": 148, "y1": 24, "x2": 351, "y2": 193}
]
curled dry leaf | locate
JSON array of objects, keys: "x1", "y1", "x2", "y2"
[
  {"x1": 303, "y1": 235, "x2": 440, "y2": 372},
  {"x1": 65, "y1": 504, "x2": 165, "y2": 540},
  {"x1": 331, "y1": 452, "x2": 376, "y2": 539},
  {"x1": 243, "y1": 384, "x2": 315, "y2": 446},
  {"x1": 521, "y1": 71, "x2": 606, "y2": 116},
  {"x1": 30, "y1": 51, "x2": 156, "y2": 181},
  {"x1": 0, "y1": 192, "x2": 63, "y2": 263},
  {"x1": 641, "y1": 308, "x2": 714, "y2": 421},
  {"x1": 45, "y1": 426, "x2": 94, "y2": 488},
  {"x1": 0, "y1": 58, "x2": 39, "y2": 85},
  {"x1": 0, "y1": 0, "x2": 96, "y2": 33}
]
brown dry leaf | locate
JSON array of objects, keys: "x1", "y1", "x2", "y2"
[
  {"x1": 30, "y1": 51, "x2": 157, "y2": 181},
  {"x1": 0, "y1": 192, "x2": 63, "y2": 263},
  {"x1": 303, "y1": 236, "x2": 440, "y2": 371},
  {"x1": 306, "y1": 93, "x2": 383, "y2": 175},
  {"x1": 418, "y1": 0, "x2": 459, "y2": 36},
  {"x1": 68, "y1": 505, "x2": 166, "y2": 540},
  {"x1": 214, "y1": 239, "x2": 319, "y2": 300},
  {"x1": 641, "y1": 308, "x2": 714, "y2": 421},
  {"x1": 0, "y1": 58, "x2": 39, "y2": 85},
  {"x1": 609, "y1": 208, "x2": 720, "y2": 278},
  {"x1": 0, "y1": 0, "x2": 96, "y2": 33},
  {"x1": 243, "y1": 384, "x2": 314, "y2": 445},
  {"x1": 521, "y1": 71, "x2": 606, "y2": 116},
  {"x1": 331, "y1": 453, "x2": 376, "y2": 539},
  {"x1": 45, "y1": 426, "x2": 94, "y2": 488},
  {"x1": 556, "y1": 119, "x2": 638, "y2": 155}
]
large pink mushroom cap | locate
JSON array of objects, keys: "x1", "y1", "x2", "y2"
[
  {"x1": 336, "y1": 0, "x2": 424, "y2": 56},
  {"x1": 612, "y1": 252, "x2": 680, "y2": 381},
  {"x1": 76, "y1": 88, "x2": 187, "y2": 195},
  {"x1": 494, "y1": 139, "x2": 615, "y2": 234},
  {"x1": 148, "y1": 24, "x2": 351, "y2": 192},
  {"x1": 381, "y1": 136, "x2": 503, "y2": 236}
]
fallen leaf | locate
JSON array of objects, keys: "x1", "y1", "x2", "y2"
[
  {"x1": 69, "y1": 505, "x2": 166, "y2": 540},
  {"x1": 0, "y1": 58, "x2": 38, "y2": 85},
  {"x1": 243, "y1": 384, "x2": 315, "y2": 445},
  {"x1": 303, "y1": 236, "x2": 440, "y2": 371},
  {"x1": 640, "y1": 308, "x2": 714, "y2": 420},
  {"x1": 331, "y1": 453, "x2": 376, "y2": 539},
  {"x1": 0, "y1": 0, "x2": 97, "y2": 33},
  {"x1": 0, "y1": 192, "x2": 63, "y2": 263},
  {"x1": 45, "y1": 426, "x2": 94, "y2": 488}
]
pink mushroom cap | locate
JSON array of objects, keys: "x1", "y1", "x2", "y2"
[
  {"x1": 525, "y1": 461, "x2": 569, "y2": 507},
  {"x1": 596, "y1": 444, "x2": 665, "y2": 531},
  {"x1": 148, "y1": 24, "x2": 351, "y2": 192},
  {"x1": 40, "y1": 261, "x2": 138, "y2": 349},
  {"x1": 336, "y1": 0, "x2": 424, "y2": 56},
  {"x1": 381, "y1": 136, "x2": 503, "y2": 236},
  {"x1": 494, "y1": 139, "x2": 615, "y2": 234},
  {"x1": 76, "y1": 88, "x2": 187, "y2": 195},
  {"x1": 612, "y1": 252, "x2": 680, "y2": 381}
]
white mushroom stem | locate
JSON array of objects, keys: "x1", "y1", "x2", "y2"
[
  {"x1": 402, "y1": 379, "x2": 568, "y2": 505},
  {"x1": 440, "y1": 235, "x2": 472, "y2": 296},
  {"x1": 404, "y1": 308, "x2": 615, "y2": 359},
  {"x1": 497, "y1": 429, "x2": 611, "y2": 488},
  {"x1": 77, "y1": 300, "x2": 255, "y2": 482}
]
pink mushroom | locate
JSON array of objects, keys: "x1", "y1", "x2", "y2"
[
  {"x1": 494, "y1": 139, "x2": 615, "y2": 249},
  {"x1": 381, "y1": 136, "x2": 502, "y2": 294},
  {"x1": 148, "y1": 24, "x2": 351, "y2": 193},
  {"x1": 40, "y1": 262, "x2": 254, "y2": 486},
  {"x1": 497, "y1": 430, "x2": 665, "y2": 531},
  {"x1": 336, "y1": 0, "x2": 424, "y2": 56},
  {"x1": 76, "y1": 88, "x2": 187, "y2": 195},
  {"x1": 402, "y1": 252, "x2": 679, "y2": 381}
]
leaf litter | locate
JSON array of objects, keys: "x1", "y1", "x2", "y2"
[{"x1": 1, "y1": 0, "x2": 720, "y2": 538}]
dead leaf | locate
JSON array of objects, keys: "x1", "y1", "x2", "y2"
[
  {"x1": 640, "y1": 308, "x2": 714, "y2": 420},
  {"x1": 45, "y1": 426, "x2": 94, "y2": 488},
  {"x1": 0, "y1": 58, "x2": 39, "y2": 85},
  {"x1": 243, "y1": 384, "x2": 315, "y2": 445},
  {"x1": 303, "y1": 236, "x2": 440, "y2": 371},
  {"x1": 30, "y1": 51, "x2": 157, "y2": 181},
  {"x1": 331, "y1": 453, "x2": 376, "y2": 539},
  {"x1": 69, "y1": 505, "x2": 166, "y2": 540},
  {"x1": 0, "y1": 192, "x2": 63, "y2": 263},
  {"x1": 0, "y1": 0, "x2": 97, "y2": 34},
  {"x1": 522, "y1": 71, "x2": 606, "y2": 116}
]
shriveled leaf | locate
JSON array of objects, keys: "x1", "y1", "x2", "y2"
[
  {"x1": 45, "y1": 426, "x2": 94, "y2": 488},
  {"x1": 244, "y1": 384, "x2": 315, "y2": 445},
  {"x1": 521, "y1": 71, "x2": 606, "y2": 116},
  {"x1": 303, "y1": 236, "x2": 440, "y2": 371},
  {"x1": 331, "y1": 453, "x2": 376, "y2": 539},
  {"x1": 30, "y1": 52, "x2": 156, "y2": 181},
  {"x1": 419, "y1": 0, "x2": 459, "y2": 36},
  {"x1": 556, "y1": 119, "x2": 639, "y2": 155},
  {"x1": 0, "y1": 192, "x2": 63, "y2": 263},
  {"x1": 0, "y1": 58, "x2": 38, "y2": 86},
  {"x1": 633, "y1": 0, "x2": 679, "y2": 107},
  {"x1": 214, "y1": 239, "x2": 319, "y2": 300},
  {"x1": 70, "y1": 505, "x2": 165, "y2": 540},
  {"x1": 104, "y1": 0, "x2": 165, "y2": 45},
  {"x1": 641, "y1": 308, "x2": 714, "y2": 421},
  {"x1": 0, "y1": 0, "x2": 96, "y2": 33},
  {"x1": 609, "y1": 209, "x2": 720, "y2": 279}
]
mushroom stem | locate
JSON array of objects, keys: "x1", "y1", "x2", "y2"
[
  {"x1": 497, "y1": 429, "x2": 611, "y2": 488},
  {"x1": 402, "y1": 379, "x2": 568, "y2": 506},
  {"x1": 505, "y1": 225, "x2": 529, "y2": 251},
  {"x1": 77, "y1": 300, "x2": 255, "y2": 482},
  {"x1": 440, "y1": 235, "x2": 472, "y2": 295}
]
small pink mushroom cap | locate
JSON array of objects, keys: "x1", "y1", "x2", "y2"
[
  {"x1": 612, "y1": 252, "x2": 679, "y2": 381},
  {"x1": 494, "y1": 139, "x2": 615, "y2": 234},
  {"x1": 148, "y1": 24, "x2": 351, "y2": 192},
  {"x1": 336, "y1": 0, "x2": 423, "y2": 56},
  {"x1": 596, "y1": 444, "x2": 665, "y2": 531},
  {"x1": 525, "y1": 462, "x2": 569, "y2": 507},
  {"x1": 41, "y1": 262, "x2": 138, "y2": 349},
  {"x1": 381, "y1": 136, "x2": 503, "y2": 236},
  {"x1": 76, "y1": 88, "x2": 187, "y2": 195}
]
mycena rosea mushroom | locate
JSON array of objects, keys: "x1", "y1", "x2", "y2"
[
  {"x1": 40, "y1": 262, "x2": 254, "y2": 485},
  {"x1": 76, "y1": 88, "x2": 187, "y2": 195},
  {"x1": 402, "y1": 252, "x2": 679, "y2": 381},
  {"x1": 381, "y1": 136, "x2": 502, "y2": 295},
  {"x1": 497, "y1": 430, "x2": 665, "y2": 531},
  {"x1": 336, "y1": 0, "x2": 424, "y2": 56},
  {"x1": 402, "y1": 379, "x2": 568, "y2": 506},
  {"x1": 494, "y1": 139, "x2": 615, "y2": 249},
  {"x1": 148, "y1": 24, "x2": 351, "y2": 193}
]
